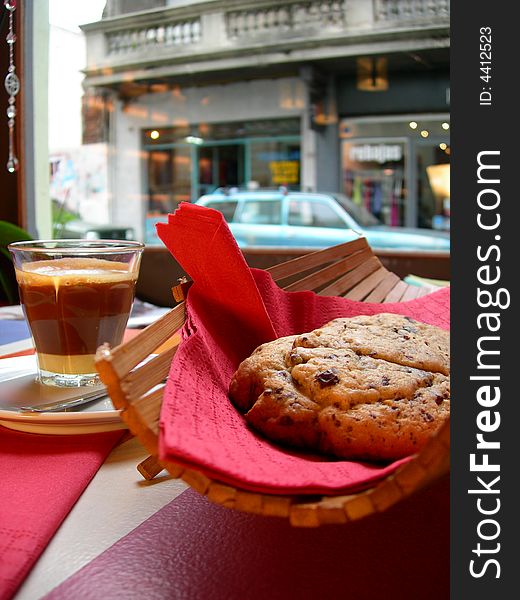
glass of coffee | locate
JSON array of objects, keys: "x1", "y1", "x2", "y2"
[{"x1": 8, "y1": 240, "x2": 144, "y2": 387}]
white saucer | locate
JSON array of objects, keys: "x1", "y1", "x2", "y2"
[{"x1": 0, "y1": 355, "x2": 127, "y2": 435}]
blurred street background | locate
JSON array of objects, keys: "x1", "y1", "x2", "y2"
[{"x1": 45, "y1": 0, "x2": 450, "y2": 303}]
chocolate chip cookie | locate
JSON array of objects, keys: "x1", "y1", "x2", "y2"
[
  {"x1": 293, "y1": 313, "x2": 449, "y2": 375},
  {"x1": 229, "y1": 313, "x2": 450, "y2": 461}
]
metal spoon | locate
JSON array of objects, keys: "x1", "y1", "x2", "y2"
[{"x1": 19, "y1": 387, "x2": 109, "y2": 413}]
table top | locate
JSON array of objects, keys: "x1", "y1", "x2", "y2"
[{"x1": 13, "y1": 438, "x2": 449, "y2": 599}]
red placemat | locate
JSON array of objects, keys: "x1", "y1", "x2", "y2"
[
  {"x1": 0, "y1": 427, "x2": 123, "y2": 600},
  {"x1": 157, "y1": 204, "x2": 450, "y2": 495},
  {"x1": 0, "y1": 329, "x2": 137, "y2": 599}
]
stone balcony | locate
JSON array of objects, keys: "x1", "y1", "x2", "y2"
[{"x1": 81, "y1": 0, "x2": 449, "y2": 88}]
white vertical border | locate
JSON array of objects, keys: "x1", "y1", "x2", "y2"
[{"x1": 23, "y1": 0, "x2": 51, "y2": 238}]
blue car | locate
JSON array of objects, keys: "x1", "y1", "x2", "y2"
[{"x1": 195, "y1": 190, "x2": 450, "y2": 252}]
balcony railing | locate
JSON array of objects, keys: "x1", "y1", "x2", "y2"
[
  {"x1": 106, "y1": 18, "x2": 201, "y2": 56},
  {"x1": 374, "y1": 0, "x2": 450, "y2": 22},
  {"x1": 226, "y1": 1, "x2": 347, "y2": 40}
]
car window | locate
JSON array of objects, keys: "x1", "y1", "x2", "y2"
[
  {"x1": 238, "y1": 200, "x2": 281, "y2": 225},
  {"x1": 288, "y1": 200, "x2": 347, "y2": 228},
  {"x1": 332, "y1": 194, "x2": 380, "y2": 227},
  {"x1": 203, "y1": 200, "x2": 238, "y2": 222}
]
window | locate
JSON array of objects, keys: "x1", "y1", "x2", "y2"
[
  {"x1": 237, "y1": 200, "x2": 281, "y2": 225},
  {"x1": 288, "y1": 200, "x2": 346, "y2": 228},
  {"x1": 341, "y1": 139, "x2": 406, "y2": 227},
  {"x1": 250, "y1": 139, "x2": 301, "y2": 190},
  {"x1": 340, "y1": 118, "x2": 450, "y2": 228},
  {"x1": 204, "y1": 201, "x2": 238, "y2": 222},
  {"x1": 143, "y1": 121, "x2": 299, "y2": 202},
  {"x1": 147, "y1": 148, "x2": 192, "y2": 213}
]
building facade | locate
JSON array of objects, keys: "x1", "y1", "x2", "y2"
[{"x1": 82, "y1": 0, "x2": 450, "y2": 242}]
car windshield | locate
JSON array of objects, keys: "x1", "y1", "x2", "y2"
[{"x1": 332, "y1": 194, "x2": 381, "y2": 227}]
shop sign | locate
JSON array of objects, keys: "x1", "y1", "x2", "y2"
[
  {"x1": 349, "y1": 144, "x2": 403, "y2": 164},
  {"x1": 269, "y1": 160, "x2": 299, "y2": 184}
]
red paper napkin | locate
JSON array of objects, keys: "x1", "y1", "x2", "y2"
[
  {"x1": 0, "y1": 427, "x2": 122, "y2": 600},
  {"x1": 157, "y1": 204, "x2": 450, "y2": 495}
]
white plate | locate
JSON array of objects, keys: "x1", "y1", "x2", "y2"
[{"x1": 0, "y1": 355, "x2": 127, "y2": 435}]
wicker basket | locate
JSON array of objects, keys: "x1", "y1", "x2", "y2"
[{"x1": 95, "y1": 238, "x2": 450, "y2": 527}]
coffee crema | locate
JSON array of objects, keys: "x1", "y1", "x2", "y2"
[{"x1": 16, "y1": 257, "x2": 137, "y2": 375}]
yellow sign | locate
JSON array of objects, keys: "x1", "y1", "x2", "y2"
[{"x1": 269, "y1": 161, "x2": 299, "y2": 185}]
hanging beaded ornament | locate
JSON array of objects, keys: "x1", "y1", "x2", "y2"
[{"x1": 4, "y1": 0, "x2": 19, "y2": 173}]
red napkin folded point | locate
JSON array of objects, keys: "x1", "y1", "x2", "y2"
[
  {"x1": 157, "y1": 204, "x2": 450, "y2": 496},
  {"x1": 0, "y1": 427, "x2": 123, "y2": 600},
  {"x1": 157, "y1": 204, "x2": 277, "y2": 363}
]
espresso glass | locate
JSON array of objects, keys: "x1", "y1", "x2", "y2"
[{"x1": 8, "y1": 240, "x2": 144, "y2": 387}]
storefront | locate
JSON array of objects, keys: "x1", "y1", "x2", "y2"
[
  {"x1": 143, "y1": 118, "x2": 301, "y2": 243},
  {"x1": 339, "y1": 115, "x2": 450, "y2": 230}
]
